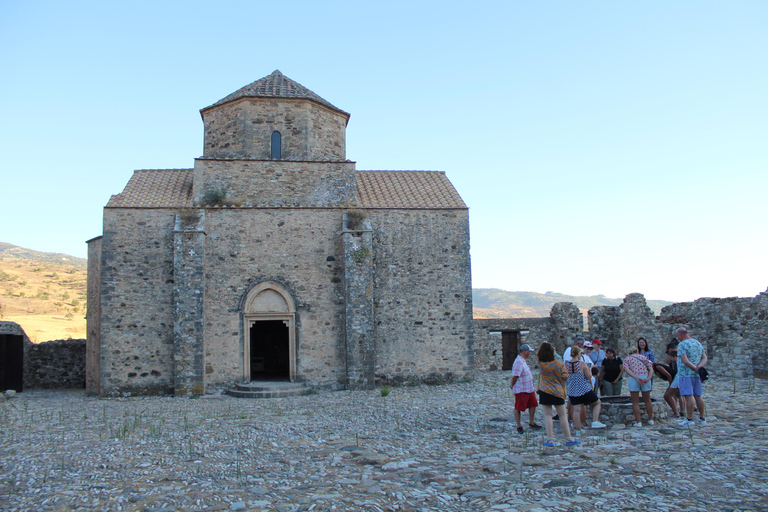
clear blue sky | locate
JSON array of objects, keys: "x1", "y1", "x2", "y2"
[{"x1": 1, "y1": 1, "x2": 766, "y2": 303}]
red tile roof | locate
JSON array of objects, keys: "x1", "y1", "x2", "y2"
[
  {"x1": 106, "y1": 169, "x2": 193, "y2": 208},
  {"x1": 355, "y1": 171, "x2": 467, "y2": 209},
  {"x1": 106, "y1": 169, "x2": 466, "y2": 210}
]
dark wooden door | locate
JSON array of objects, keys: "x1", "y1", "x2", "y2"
[
  {"x1": 501, "y1": 331, "x2": 519, "y2": 371},
  {"x1": 0, "y1": 334, "x2": 24, "y2": 392}
]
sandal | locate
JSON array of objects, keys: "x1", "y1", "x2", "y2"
[
  {"x1": 565, "y1": 439, "x2": 581, "y2": 447},
  {"x1": 543, "y1": 439, "x2": 555, "y2": 447}
]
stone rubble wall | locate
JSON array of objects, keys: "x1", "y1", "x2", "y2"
[
  {"x1": 473, "y1": 303, "x2": 583, "y2": 371},
  {"x1": 370, "y1": 209, "x2": 475, "y2": 385},
  {"x1": 475, "y1": 289, "x2": 768, "y2": 378},
  {"x1": 1, "y1": 322, "x2": 86, "y2": 389},
  {"x1": 99, "y1": 208, "x2": 177, "y2": 396},
  {"x1": 192, "y1": 159, "x2": 357, "y2": 209},
  {"x1": 24, "y1": 338, "x2": 86, "y2": 389},
  {"x1": 655, "y1": 290, "x2": 768, "y2": 377},
  {"x1": 201, "y1": 208, "x2": 348, "y2": 391}
]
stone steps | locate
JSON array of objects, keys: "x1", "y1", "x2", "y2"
[{"x1": 227, "y1": 381, "x2": 308, "y2": 399}]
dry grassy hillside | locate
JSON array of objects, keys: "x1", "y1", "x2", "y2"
[{"x1": 0, "y1": 248, "x2": 86, "y2": 342}]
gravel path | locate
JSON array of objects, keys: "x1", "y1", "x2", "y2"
[{"x1": 1, "y1": 372, "x2": 767, "y2": 512}]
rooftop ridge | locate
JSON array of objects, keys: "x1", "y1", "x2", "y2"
[{"x1": 202, "y1": 70, "x2": 349, "y2": 117}]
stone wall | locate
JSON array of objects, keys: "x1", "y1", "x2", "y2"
[
  {"x1": 475, "y1": 289, "x2": 768, "y2": 378},
  {"x1": 24, "y1": 339, "x2": 86, "y2": 389},
  {"x1": 86, "y1": 236, "x2": 102, "y2": 395},
  {"x1": 192, "y1": 159, "x2": 357, "y2": 208},
  {"x1": 473, "y1": 303, "x2": 583, "y2": 371},
  {"x1": 1, "y1": 321, "x2": 86, "y2": 389},
  {"x1": 370, "y1": 209, "x2": 474, "y2": 384},
  {"x1": 587, "y1": 290, "x2": 768, "y2": 377},
  {"x1": 99, "y1": 208, "x2": 177, "y2": 396},
  {"x1": 201, "y1": 98, "x2": 348, "y2": 161},
  {"x1": 201, "y1": 208, "x2": 347, "y2": 391},
  {"x1": 656, "y1": 290, "x2": 768, "y2": 377}
]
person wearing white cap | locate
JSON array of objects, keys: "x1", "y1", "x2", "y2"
[{"x1": 510, "y1": 344, "x2": 542, "y2": 435}]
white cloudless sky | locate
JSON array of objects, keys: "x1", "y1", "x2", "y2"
[{"x1": 1, "y1": 0, "x2": 765, "y2": 303}]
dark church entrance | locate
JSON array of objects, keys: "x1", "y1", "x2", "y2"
[
  {"x1": 0, "y1": 334, "x2": 24, "y2": 392},
  {"x1": 249, "y1": 320, "x2": 290, "y2": 381}
]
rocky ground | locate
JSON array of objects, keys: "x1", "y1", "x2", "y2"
[{"x1": 1, "y1": 372, "x2": 767, "y2": 512}]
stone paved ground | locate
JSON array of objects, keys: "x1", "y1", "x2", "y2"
[{"x1": 1, "y1": 372, "x2": 767, "y2": 512}]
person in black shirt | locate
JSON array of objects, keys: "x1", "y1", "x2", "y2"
[{"x1": 600, "y1": 348, "x2": 623, "y2": 396}]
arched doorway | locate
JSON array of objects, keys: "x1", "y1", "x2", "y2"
[{"x1": 242, "y1": 282, "x2": 296, "y2": 382}]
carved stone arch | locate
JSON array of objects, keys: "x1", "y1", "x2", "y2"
[
  {"x1": 244, "y1": 281, "x2": 296, "y2": 313},
  {"x1": 242, "y1": 281, "x2": 296, "y2": 382}
]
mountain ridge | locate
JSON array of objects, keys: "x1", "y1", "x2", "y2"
[{"x1": 473, "y1": 288, "x2": 673, "y2": 318}]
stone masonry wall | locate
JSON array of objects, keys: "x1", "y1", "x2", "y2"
[
  {"x1": 99, "y1": 209, "x2": 176, "y2": 396},
  {"x1": 202, "y1": 98, "x2": 348, "y2": 162},
  {"x1": 473, "y1": 318, "x2": 554, "y2": 371},
  {"x1": 192, "y1": 159, "x2": 357, "y2": 209},
  {"x1": 368, "y1": 209, "x2": 474, "y2": 384},
  {"x1": 587, "y1": 305, "x2": 620, "y2": 347},
  {"x1": 201, "y1": 208, "x2": 348, "y2": 390},
  {"x1": 1, "y1": 323, "x2": 86, "y2": 389},
  {"x1": 86, "y1": 236, "x2": 102, "y2": 395},
  {"x1": 24, "y1": 339, "x2": 86, "y2": 389},
  {"x1": 656, "y1": 290, "x2": 768, "y2": 377},
  {"x1": 586, "y1": 290, "x2": 768, "y2": 377}
]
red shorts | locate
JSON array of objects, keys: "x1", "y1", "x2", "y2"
[{"x1": 514, "y1": 391, "x2": 538, "y2": 411}]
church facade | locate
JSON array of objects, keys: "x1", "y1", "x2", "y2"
[{"x1": 86, "y1": 71, "x2": 474, "y2": 396}]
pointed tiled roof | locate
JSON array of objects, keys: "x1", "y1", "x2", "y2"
[
  {"x1": 106, "y1": 169, "x2": 193, "y2": 208},
  {"x1": 202, "y1": 70, "x2": 349, "y2": 117},
  {"x1": 355, "y1": 171, "x2": 467, "y2": 209}
]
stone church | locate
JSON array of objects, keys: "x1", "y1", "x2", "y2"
[{"x1": 86, "y1": 71, "x2": 474, "y2": 396}]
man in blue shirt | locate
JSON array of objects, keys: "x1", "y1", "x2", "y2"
[{"x1": 675, "y1": 327, "x2": 708, "y2": 427}]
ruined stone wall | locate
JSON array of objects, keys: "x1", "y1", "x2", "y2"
[
  {"x1": 24, "y1": 339, "x2": 86, "y2": 389},
  {"x1": 99, "y1": 209, "x2": 176, "y2": 396},
  {"x1": 202, "y1": 98, "x2": 348, "y2": 161},
  {"x1": 202, "y1": 208, "x2": 348, "y2": 390},
  {"x1": 587, "y1": 305, "x2": 620, "y2": 348},
  {"x1": 657, "y1": 290, "x2": 768, "y2": 377},
  {"x1": 549, "y1": 303, "x2": 584, "y2": 355},
  {"x1": 192, "y1": 159, "x2": 357, "y2": 208},
  {"x1": 473, "y1": 318, "x2": 554, "y2": 371},
  {"x1": 369, "y1": 209, "x2": 474, "y2": 383},
  {"x1": 586, "y1": 290, "x2": 768, "y2": 377}
]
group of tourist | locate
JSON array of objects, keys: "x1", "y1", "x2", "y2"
[{"x1": 509, "y1": 327, "x2": 708, "y2": 447}]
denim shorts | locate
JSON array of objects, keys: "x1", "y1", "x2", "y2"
[
  {"x1": 627, "y1": 375, "x2": 652, "y2": 392},
  {"x1": 669, "y1": 374, "x2": 679, "y2": 389}
]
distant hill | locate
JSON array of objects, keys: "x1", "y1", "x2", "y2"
[
  {"x1": 0, "y1": 243, "x2": 86, "y2": 342},
  {"x1": 473, "y1": 288, "x2": 673, "y2": 319},
  {"x1": 0, "y1": 242, "x2": 86, "y2": 267}
]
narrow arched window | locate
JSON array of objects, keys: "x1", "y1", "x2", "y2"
[{"x1": 271, "y1": 131, "x2": 282, "y2": 160}]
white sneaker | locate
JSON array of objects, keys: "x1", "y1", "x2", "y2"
[
  {"x1": 678, "y1": 418, "x2": 695, "y2": 427},
  {"x1": 698, "y1": 418, "x2": 707, "y2": 425},
  {"x1": 648, "y1": 420, "x2": 654, "y2": 426},
  {"x1": 591, "y1": 421, "x2": 607, "y2": 429},
  {"x1": 572, "y1": 429, "x2": 582, "y2": 437},
  {"x1": 633, "y1": 422, "x2": 642, "y2": 428}
]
